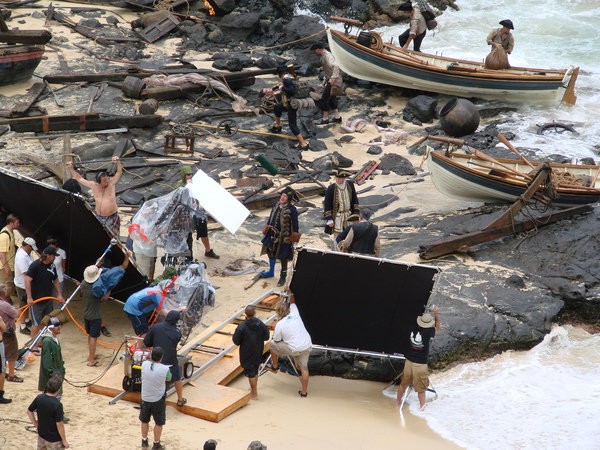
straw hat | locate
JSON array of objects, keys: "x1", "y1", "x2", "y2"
[
  {"x1": 83, "y1": 265, "x2": 101, "y2": 284},
  {"x1": 416, "y1": 312, "x2": 435, "y2": 328}
]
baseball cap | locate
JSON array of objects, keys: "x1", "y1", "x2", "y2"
[{"x1": 23, "y1": 237, "x2": 37, "y2": 251}]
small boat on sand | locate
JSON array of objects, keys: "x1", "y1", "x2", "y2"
[
  {"x1": 326, "y1": 26, "x2": 579, "y2": 104},
  {"x1": 0, "y1": 45, "x2": 45, "y2": 85},
  {"x1": 427, "y1": 148, "x2": 600, "y2": 207}
]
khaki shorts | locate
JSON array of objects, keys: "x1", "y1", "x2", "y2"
[
  {"x1": 0, "y1": 270, "x2": 14, "y2": 299},
  {"x1": 269, "y1": 339, "x2": 311, "y2": 370},
  {"x1": 37, "y1": 436, "x2": 65, "y2": 449},
  {"x1": 3, "y1": 331, "x2": 18, "y2": 361},
  {"x1": 400, "y1": 359, "x2": 430, "y2": 393}
]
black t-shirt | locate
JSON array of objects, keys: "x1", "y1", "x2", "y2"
[
  {"x1": 404, "y1": 326, "x2": 435, "y2": 364},
  {"x1": 143, "y1": 322, "x2": 182, "y2": 366},
  {"x1": 28, "y1": 393, "x2": 64, "y2": 443},
  {"x1": 26, "y1": 260, "x2": 57, "y2": 300}
]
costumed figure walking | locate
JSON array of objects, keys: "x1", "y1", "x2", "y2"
[
  {"x1": 323, "y1": 169, "x2": 359, "y2": 237},
  {"x1": 260, "y1": 187, "x2": 300, "y2": 287}
]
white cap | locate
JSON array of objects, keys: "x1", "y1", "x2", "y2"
[{"x1": 23, "y1": 237, "x2": 37, "y2": 251}]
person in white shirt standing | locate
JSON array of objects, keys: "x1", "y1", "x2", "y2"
[
  {"x1": 46, "y1": 238, "x2": 67, "y2": 292},
  {"x1": 140, "y1": 347, "x2": 171, "y2": 450},
  {"x1": 13, "y1": 237, "x2": 36, "y2": 335},
  {"x1": 266, "y1": 288, "x2": 312, "y2": 397}
]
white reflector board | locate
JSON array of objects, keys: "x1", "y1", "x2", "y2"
[{"x1": 187, "y1": 169, "x2": 250, "y2": 235}]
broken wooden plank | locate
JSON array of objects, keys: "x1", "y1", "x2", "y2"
[
  {"x1": 419, "y1": 205, "x2": 592, "y2": 260},
  {"x1": 0, "y1": 29, "x2": 52, "y2": 45},
  {"x1": 21, "y1": 152, "x2": 65, "y2": 180},
  {"x1": 243, "y1": 185, "x2": 325, "y2": 210},
  {"x1": 353, "y1": 160, "x2": 379, "y2": 185},
  {"x1": 3, "y1": 114, "x2": 162, "y2": 133},
  {"x1": 8, "y1": 82, "x2": 46, "y2": 116},
  {"x1": 137, "y1": 12, "x2": 179, "y2": 43}
]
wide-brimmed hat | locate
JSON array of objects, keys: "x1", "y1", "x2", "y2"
[
  {"x1": 280, "y1": 186, "x2": 299, "y2": 202},
  {"x1": 23, "y1": 237, "x2": 37, "y2": 251},
  {"x1": 347, "y1": 213, "x2": 360, "y2": 223},
  {"x1": 417, "y1": 312, "x2": 435, "y2": 328},
  {"x1": 499, "y1": 19, "x2": 514, "y2": 30},
  {"x1": 83, "y1": 265, "x2": 102, "y2": 284}
]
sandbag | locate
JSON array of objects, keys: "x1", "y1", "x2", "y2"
[{"x1": 485, "y1": 46, "x2": 510, "y2": 70}]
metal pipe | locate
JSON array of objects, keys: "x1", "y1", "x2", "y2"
[
  {"x1": 177, "y1": 289, "x2": 275, "y2": 356},
  {"x1": 311, "y1": 344, "x2": 405, "y2": 360},
  {"x1": 17, "y1": 239, "x2": 117, "y2": 366},
  {"x1": 165, "y1": 304, "x2": 279, "y2": 397}
]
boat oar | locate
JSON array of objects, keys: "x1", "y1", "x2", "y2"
[
  {"x1": 426, "y1": 135, "x2": 532, "y2": 180},
  {"x1": 497, "y1": 132, "x2": 535, "y2": 169}
]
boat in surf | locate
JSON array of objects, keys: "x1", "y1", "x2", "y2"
[
  {"x1": 326, "y1": 23, "x2": 579, "y2": 104},
  {"x1": 426, "y1": 142, "x2": 600, "y2": 207}
]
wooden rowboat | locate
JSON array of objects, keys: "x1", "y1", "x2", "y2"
[
  {"x1": 0, "y1": 44, "x2": 45, "y2": 85},
  {"x1": 427, "y1": 149, "x2": 600, "y2": 206},
  {"x1": 327, "y1": 27, "x2": 579, "y2": 104}
]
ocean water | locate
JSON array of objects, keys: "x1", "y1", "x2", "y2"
[
  {"x1": 372, "y1": 0, "x2": 600, "y2": 160},
  {"x1": 384, "y1": 326, "x2": 600, "y2": 450}
]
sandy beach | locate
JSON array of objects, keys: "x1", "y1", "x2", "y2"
[{"x1": 0, "y1": 2, "x2": 474, "y2": 448}]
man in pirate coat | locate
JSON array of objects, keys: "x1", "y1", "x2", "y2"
[
  {"x1": 323, "y1": 170, "x2": 359, "y2": 236},
  {"x1": 260, "y1": 187, "x2": 300, "y2": 287}
]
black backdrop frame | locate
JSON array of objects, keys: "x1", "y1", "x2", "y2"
[
  {"x1": 290, "y1": 247, "x2": 440, "y2": 356},
  {"x1": 0, "y1": 168, "x2": 146, "y2": 300}
]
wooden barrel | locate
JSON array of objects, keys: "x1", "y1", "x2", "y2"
[
  {"x1": 122, "y1": 76, "x2": 146, "y2": 99},
  {"x1": 138, "y1": 98, "x2": 158, "y2": 115}
]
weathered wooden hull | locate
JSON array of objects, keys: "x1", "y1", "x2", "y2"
[
  {"x1": 427, "y1": 150, "x2": 600, "y2": 206},
  {"x1": 0, "y1": 45, "x2": 44, "y2": 85},
  {"x1": 327, "y1": 29, "x2": 576, "y2": 103}
]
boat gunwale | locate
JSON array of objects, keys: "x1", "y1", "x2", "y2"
[
  {"x1": 330, "y1": 29, "x2": 567, "y2": 82},
  {"x1": 430, "y1": 151, "x2": 600, "y2": 195}
]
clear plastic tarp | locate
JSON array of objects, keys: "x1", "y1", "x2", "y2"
[
  {"x1": 128, "y1": 187, "x2": 206, "y2": 255},
  {"x1": 161, "y1": 264, "x2": 216, "y2": 340}
]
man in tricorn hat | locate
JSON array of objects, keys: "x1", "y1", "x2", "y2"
[
  {"x1": 487, "y1": 19, "x2": 515, "y2": 54},
  {"x1": 260, "y1": 187, "x2": 300, "y2": 286},
  {"x1": 323, "y1": 169, "x2": 359, "y2": 237},
  {"x1": 396, "y1": 306, "x2": 440, "y2": 409},
  {"x1": 398, "y1": 1, "x2": 427, "y2": 52}
]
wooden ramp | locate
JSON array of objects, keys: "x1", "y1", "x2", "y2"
[{"x1": 89, "y1": 292, "x2": 280, "y2": 422}]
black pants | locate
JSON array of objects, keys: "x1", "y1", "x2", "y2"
[
  {"x1": 274, "y1": 102, "x2": 301, "y2": 136},
  {"x1": 317, "y1": 82, "x2": 338, "y2": 112},
  {"x1": 398, "y1": 29, "x2": 427, "y2": 52}
]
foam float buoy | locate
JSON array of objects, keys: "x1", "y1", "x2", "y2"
[{"x1": 439, "y1": 98, "x2": 480, "y2": 137}]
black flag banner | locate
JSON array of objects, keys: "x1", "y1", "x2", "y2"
[
  {"x1": 0, "y1": 168, "x2": 145, "y2": 300},
  {"x1": 290, "y1": 247, "x2": 440, "y2": 356}
]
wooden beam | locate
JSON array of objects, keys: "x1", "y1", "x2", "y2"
[
  {"x1": 419, "y1": 205, "x2": 592, "y2": 260},
  {"x1": 2, "y1": 114, "x2": 162, "y2": 133},
  {"x1": 0, "y1": 29, "x2": 52, "y2": 45}
]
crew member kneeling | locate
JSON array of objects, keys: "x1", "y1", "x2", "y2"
[{"x1": 265, "y1": 289, "x2": 312, "y2": 397}]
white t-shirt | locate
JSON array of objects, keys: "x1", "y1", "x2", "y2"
[
  {"x1": 273, "y1": 304, "x2": 312, "y2": 352},
  {"x1": 13, "y1": 247, "x2": 34, "y2": 289},
  {"x1": 54, "y1": 248, "x2": 67, "y2": 282},
  {"x1": 141, "y1": 360, "x2": 171, "y2": 402}
]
